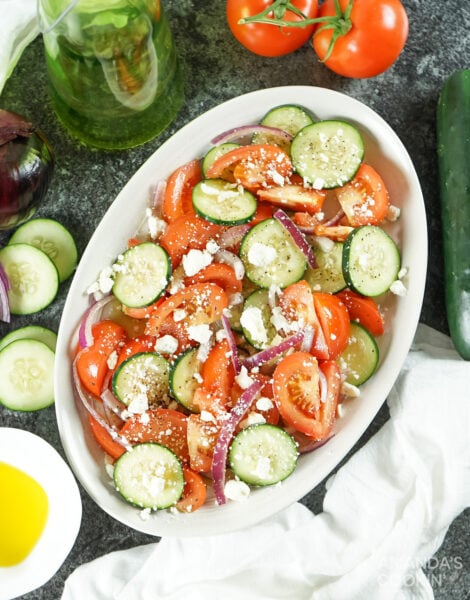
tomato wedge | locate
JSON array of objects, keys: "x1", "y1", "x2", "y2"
[
  {"x1": 206, "y1": 144, "x2": 293, "y2": 191},
  {"x1": 76, "y1": 321, "x2": 128, "y2": 396},
  {"x1": 336, "y1": 289, "x2": 384, "y2": 336},
  {"x1": 162, "y1": 159, "x2": 202, "y2": 222},
  {"x1": 114, "y1": 335, "x2": 157, "y2": 369},
  {"x1": 120, "y1": 408, "x2": 189, "y2": 464},
  {"x1": 145, "y1": 282, "x2": 228, "y2": 336},
  {"x1": 187, "y1": 413, "x2": 221, "y2": 473},
  {"x1": 87, "y1": 414, "x2": 126, "y2": 460},
  {"x1": 313, "y1": 292, "x2": 350, "y2": 360},
  {"x1": 176, "y1": 467, "x2": 207, "y2": 513},
  {"x1": 258, "y1": 184, "x2": 326, "y2": 214},
  {"x1": 336, "y1": 163, "x2": 390, "y2": 226},
  {"x1": 159, "y1": 214, "x2": 223, "y2": 267},
  {"x1": 184, "y1": 262, "x2": 243, "y2": 294},
  {"x1": 201, "y1": 338, "x2": 236, "y2": 403},
  {"x1": 273, "y1": 352, "x2": 340, "y2": 440}
]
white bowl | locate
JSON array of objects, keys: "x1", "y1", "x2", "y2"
[
  {"x1": 55, "y1": 86, "x2": 427, "y2": 537},
  {"x1": 0, "y1": 428, "x2": 81, "y2": 600}
]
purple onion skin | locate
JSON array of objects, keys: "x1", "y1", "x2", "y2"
[{"x1": 0, "y1": 123, "x2": 54, "y2": 230}]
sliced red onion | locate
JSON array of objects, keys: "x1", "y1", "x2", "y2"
[
  {"x1": 215, "y1": 249, "x2": 245, "y2": 280},
  {"x1": 221, "y1": 312, "x2": 241, "y2": 373},
  {"x1": 211, "y1": 125, "x2": 292, "y2": 146},
  {"x1": 72, "y1": 357, "x2": 130, "y2": 449},
  {"x1": 274, "y1": 209, "x2": 317, "y2": 270},
  {"x1": 78, "y1": 295, "x2": 115, "y2": 349},
  {"x1": 323, "y1": 208, "x2": 345, "y2": 227},
  {"x1": 101, "y1": 388, "x2": 127, "y2": 419},
  {"x1": 218, "y1": 224, "x2": 250, "y2": 250},
  {"x1": 211, "y1": 379, "x2": 264, "y2": 505},
  {"x1": 242, "y1": 329, "x2": 305, "y2": 370},
  {"x1": 151, "y1": 179, "x2": 167, "y2": 218},
  {"x1": 0, "y1": 262, "x2": 11, "y2": 323}
]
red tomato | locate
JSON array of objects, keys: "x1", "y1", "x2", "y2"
[
  {"x1": 336, "y1": 164, "x2": 390, "y2": 226},
  {"x1": 336, "y1": 289, "x2": 385, "y2": 336},
  {"x1": 258, "y1": 184, "x2": 326, "y2": 214},
  {"x1": 201, "y1": 339, "x2": 236, "y2": 404},
  {"x1": 273, "y1": 352, "x2": 340, "y2": 439},
  {"x1": 206, "y1": 144, "x2": 292, "y2": 192},
  {"x1": 226, "y1": 0, "x2": 318, "y2": 57},
  {"x1": 120, "y1": 408, "x2": 190, "y2": 464},
  {"x1": 88, "y1": 414, "x2": 126, "y2": 460},
  {"x1": 162, "y1": 159, "x2": 201, "y2": 222},
  {"x1": 176, "y1": 468, "x2": 207, "y2": 513},
  {"x1": 187, "y1": 413, "x2": 221, "y2": 473},
  {"x1": 76, "y1": 321, "x2": 128, "y2": 396},
  {"x1": 313, "y1": 292, "x2": 350, "y2": 360},
  {"x1": 312, "y1": 0, "x2": 409, "y2": 78},
  {"x1": 184, "y1": 262, "x2": 243, "y2": 294},
  {"x1": 114, "y1": 335, "x2": 157, "y2": 369}
]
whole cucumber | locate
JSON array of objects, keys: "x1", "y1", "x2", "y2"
[{"x1": 436, "y1": 69, "x2": 470, "y2": 360}]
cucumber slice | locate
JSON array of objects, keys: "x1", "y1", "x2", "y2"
[
  {"x1": 8, "y1": 218, "x2": 78, "y2": 282},
  {"x1": 112, "y1": 352, "x2": 170, "y2": 407},
  {"x1": 112, "y1": 242, "x2": 171, "y2": 308},
  {"x1": 342, "y1": 226, "x2": 401, "y2": 297},
  {"x1": 229, "y1": 424, "x2": 298, "y2": 486},
  {"x1": 202, "y1": 143, "x2": 239, "y2": 177},
  {"x1": 253, "y1": 104, "x2": 315, "y2": 151},
  {"x1": 113, "y1": 442, "x2": 184, "y2": 509},
  {"x1": 240, "y1": 289, "x2": 276, "y2": 350},
  {"x1": 338, "y1": 322, "x2": 379, "y2": 385},
  {"x1": 169, "y1": 347, "x2": 201, "y2": 411},
  {"x1": 239, "y1": 218, "x2": 307, "y2": 289},
  {"x1": 291, "y1": 120, "x2": 364, "y2": 189},
  {"x1": 0, "y1": 243, "x2": 59, "y2": 315},
  {"x1": 0, "y1": 339, "x2": 55, "y2": 411},
  {"x1": 0, "y1": 325, "x2": 57, "y2": 352},
  {"x1": 192, "y1": 179, "x2": 257, "y2": 225},
  {"x1": 305, "y1": 241, "x2": 346, "y2": 294}
]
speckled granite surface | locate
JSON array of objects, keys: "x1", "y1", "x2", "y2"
[{"x1": 1, "y1": 1, "x2": 469, "y2": 598}]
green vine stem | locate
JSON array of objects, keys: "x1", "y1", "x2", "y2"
[{"x1": 239, "y1": 0, "x2": 354, "y2": 62}]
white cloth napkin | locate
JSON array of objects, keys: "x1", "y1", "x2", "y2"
[
  {"x1": 0, "y1": 0, "x2": 39, "y2": 95},
  {"x1": 62, "y1": 324, "x2": 470, "y2": 600}
]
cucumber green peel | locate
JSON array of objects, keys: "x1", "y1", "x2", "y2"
[{"x1": 437, "y1": 69, "x2": 470, "y2": 360}]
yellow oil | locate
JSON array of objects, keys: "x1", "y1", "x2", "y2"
[{"x1": 0, "y1": 462, "x2": 49, "y2": 567}]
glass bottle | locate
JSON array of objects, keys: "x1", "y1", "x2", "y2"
[{"x1": 38, "y1": 0, "x2": 184, "y2": 150}]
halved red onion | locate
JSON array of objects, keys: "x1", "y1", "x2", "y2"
[
  {"x1": 218, "y1": 224, "x2": 250, "y2": 250},
  {"x1": 211, "y1": 379, "x2": 264, "y2": 505},
  {"x1": 78, "y1": 295, "x2": 115, "y2": 349},
  {"x1": 0, "y1": 262, "x2": 11, "y2": 323},
  {"x1": 274, "y1": 209, "x2": 317, "y2": 270},
  {"x1": 221, "y1": 312, "x2": 241, "y2": 373},
  {"x1": 211, "y1": 125, "x2": 292, "y2": 146},
  {"x1": 215, "y1": 249, "x2": 245, "y2": 280},
  {"x1": 72, "y1": 357, "x2": 130, "y2": 449},
  {"x1": 242, "y1": 329, "x2": 305, "y2": 370}
]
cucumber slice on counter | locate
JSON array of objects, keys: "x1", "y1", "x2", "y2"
[
  {"x1": 112, "y1": 352, "x2": 170, "y2": 407},
  {"x1": 0, "y1": 325, "x2": 57, "y2": 352},
  {"x1": 192, "y1": 179, "x2": 257, "y2": 225},
  {"x1": 291, "y1": 120, "x2": 364, "y2": 189},
  {"x1": 113, "y1": 442, "x2": 184, "y2": 509},
  {"x1": 9, "y1": 218, "x2": 78, "y2": 282},
  {"x1": 239, "y1": 218, "x2": 307, "y2": 289},
  {"x1": 0, "y1": 339, "x2": 55, "y2": 411},
  {"x1": 112, "y1": 242, "x2": 171, "y2": 308},
  {"x1": 342, "y1": 225, "x2": 401, "y2": 297},
  {"x1": 338, "y1": 322, "x2": 379, "y2": 386},
  {"x1": 0, "y1": 243, "x2": 59, "y2": 315},
  {"x1": 229, "y1": 424, "x2": 298, "y2": 486}
]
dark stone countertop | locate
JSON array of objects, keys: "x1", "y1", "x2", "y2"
[{"x1": 0, "y1": 1, "x2": 469, "y2": 598}]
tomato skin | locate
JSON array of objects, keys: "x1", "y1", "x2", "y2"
[
  {"x1": 273, "y1": 352, "x2": 339, "y2": 439},
  {"x1": 226, "y1": 0, "x2": 318, "y2": 57},
  {"x1": 176, "y1": 468, "x2": 207, "y2": 513},
  {"x1": 88, "y1": 414, "x2": 126, "y2": 460},
  {"x1": 162, "y1": 159, "x2": 201, "y2": 222},
  {"x1": 313, "y1": 292, "x2": 351, "y2": 360},
  {"x1": 313, "y1": 0, "x2": 409, "y2": 78},
  {"x1": 184, "y1": 262, "x2": 243, "y2": 294},
  {"x1": 336, "y1": 289, "x2": 385, "y2": 336}
]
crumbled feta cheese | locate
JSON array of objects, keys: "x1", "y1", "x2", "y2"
[
  {"x1": 188, "y1": 323, "x2": 213, "y2": 344},
  {"x1": 107, "y1": 350, "x2": 118, "y2": 370},
  {"x1": 155, "y1": 335, "x2": 179, "y2": 355},
  {"x1": 397, "y1": 267, "x2": 408, "y2": 280},
  {"x1": 256, "y1": 396, "x2": 274, "y2": 411},
  {"x1": 254, "y1": 456, "x2": 271, "y2": 480},
  {"x1": 247, "y1": 242, "x2": 276, "y2": 267},
  {"x1": 313, "y1": 235, "x2": 335, "y2": 253},
  {"x1": 173, "y1": 309, "x2": 187, "y2": 322},
  {"x1": 312, "y1": 177, "x2": 326, "y2": 190},
  {"x1": 239, "y1": 411, "x2": 266, "y2": 429},
  {"x1": 127, "y1": 395, "x2": 149, "y2": 414},
  {"x1": 182, "y1": 248, "x2": 213, "y2": 276},
  {"x1": 224, "y1": 479, "x2": 251, "y2": 502},
  {"x1": 146, "y1": 208, "x2": 167, "y2": 239},
  {"x1": 240, "y1": 306, "x2": 268, "y2": 345},
  {"x1": 205, "y1": 239, "x2": 220, "y2": 255},
  {"x1": 390, "y1": 279, "x2": 407, "y2": 296},
  {"x1": 387, "y1": 205, "x2": 401, "y2": 221},
  {"x1": 200, "y1": 410, "x2": 216, "y2": 423},
  {"x1": 341, "y1": 381, "x2": 361, "y2": 398},
  {"x1": 235, "y1": 365, "x2": 254, "y2": 390},
  {"x1": 140, "y1": 507, "x2": 151, "y2": 521}
]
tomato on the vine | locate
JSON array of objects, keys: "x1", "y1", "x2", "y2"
[
  {"x1": 226, "y1": 0, "x2": 319, "y2": 58},
  {"x1": 312, "y1": 0, "x2": 409, "y2": 78}
]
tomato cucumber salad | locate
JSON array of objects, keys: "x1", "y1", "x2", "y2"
[{"x1": 73, "y1": 103, "x2": 405, "y2": 515}]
